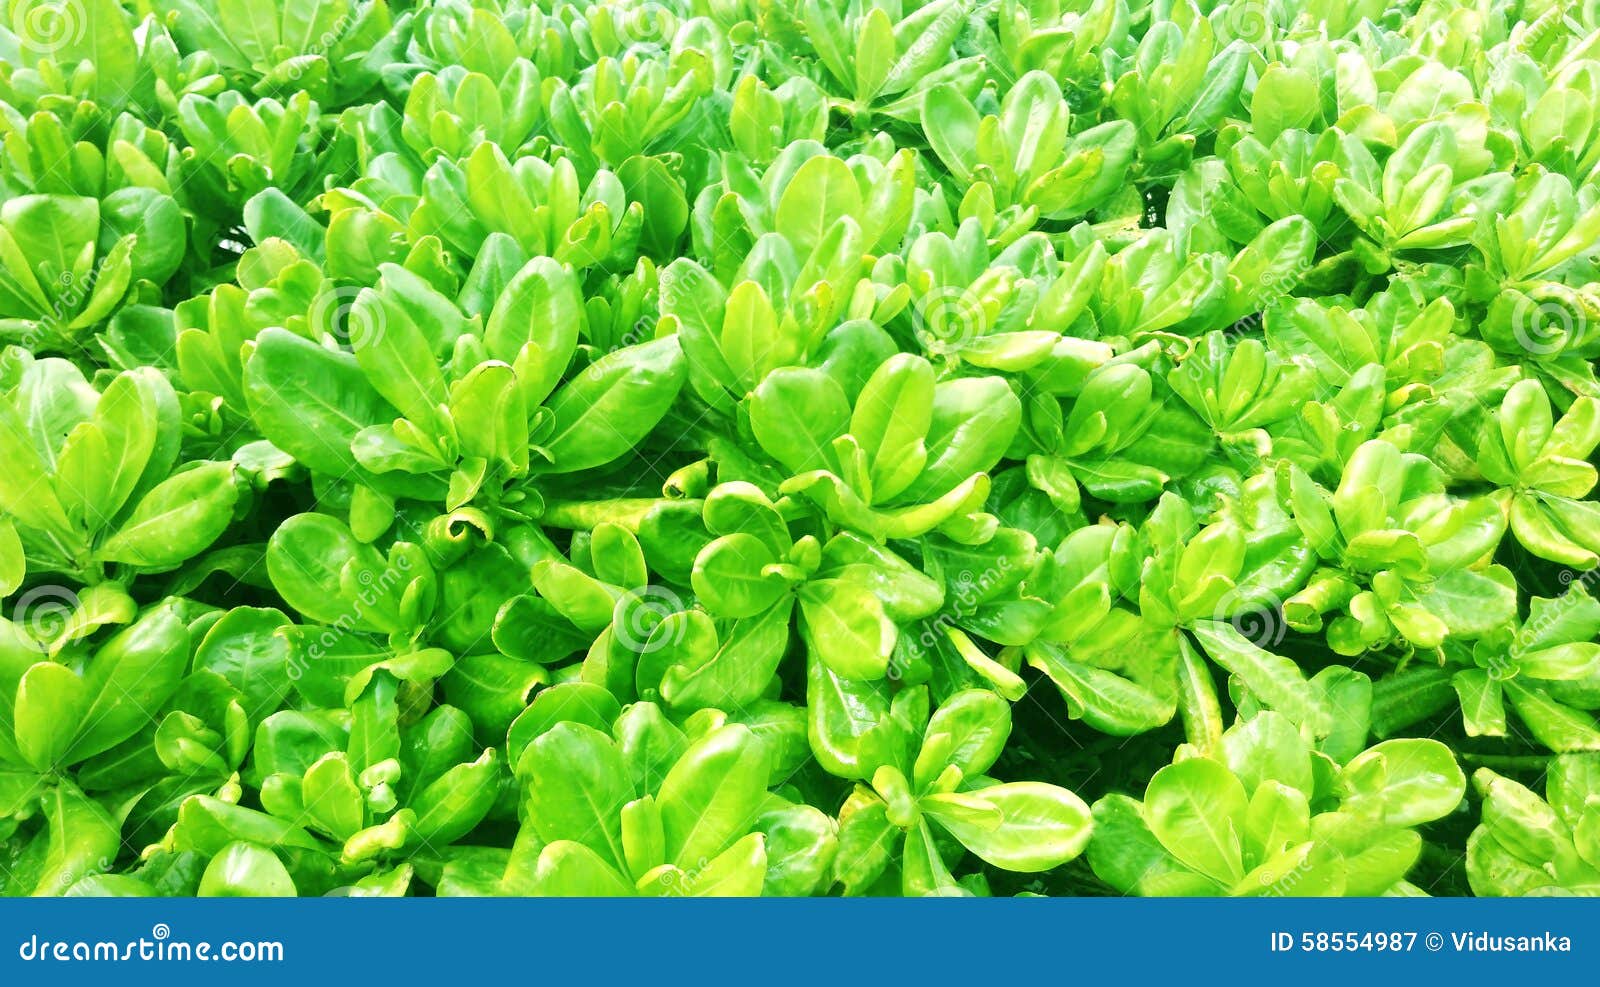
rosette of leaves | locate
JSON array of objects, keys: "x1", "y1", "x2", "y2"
[
  {"x1": 0, "y1": 601, "x2": 195, "y2": 895},
  {"x1": 922, "y1": 71, "x2": 1135, "y2": 224},
  {"x1": 1209, "y1": 127, "x2": 1343, "y2": 245},
  {"x1": 503, "y1": 696, "x2": 836, "y2": 896},
  {"x1": 1473, "y1": 171, "x2": 1600, "y2": 291},
  {"x1": 552, "y1": 0, "x2": 688, "y2": 64},
  {"x1": 545, "y1": 43, "x2": 719, "y2": 175},
  {"x1": 241, "y1": 256, "x2": 686, "y2": 516},
  {"x1": 0, "y1": 187, "x2": 179, "y2": 355},
  {"x1": 830, "y1": 688, "x2": 1092, "y2": 895},
  {"x1": 70, "y1": 605, "x2": 310, "y2": 859},
  {"x1": 688, "y1": 481, "x2": 943, "y2": 684},
  {"x1": 1024, "y1": 490, "x2": 1327, "y2": 739},
  {"x1": 265, "y1": 510, "x2": 450, "y2": 690},
  {"x1": 1020, "y1": 358, "x2": 1212, "y2": 513},
  {"x1": 149, "y1": 683, "x2": 500, "y2": 897},
  {"x1": 1163, "y1": 209, "x2": 1316, "y2": 330},
  {"x1": 171, "y1": 90, "x2": 322, "y2": 228},
  {"x1": 1089, "y1": 712, "x2": 1466, "y2": 896},
  {"x1": 1167, "y1": 331, "x2": 1314, "y2": 460},
  {"x1": 1281, "y1": 439, "x2": 1514, "y2": 655},
  {"x1": 747, "y1": 355, "x2": 1021, "y2": 543},
  {"x1": 1101, "y1": 4, "x2": 1250, "y2": 177},
  {"x1": 151, "y1": 0, "x2": 402, "y2": 109},
  {"x1": 248, "y1": 671, "x2": 500, "y2": 887},
  {"x1": 172, "y1": 229, "x2": 325, "y2": 433},
  {"x1": 661, "y1": 249, "x2": 878, "y2": 419},
  {"x1": 1330, "y1": 121, "x2": 1508, "y2": 275},
  {"x1": 405, "y1": 0, "x2": 576, "y2": 80},
  {"x1": 481, "y1": 518, "x2": 697, "y2": 708},
  {"x1": 1081, "y1": 229, "x2": 1227, "y2": 339},
  {"x1": 726, "y1": 74, "x2": 830, "y2": 166},
  {"x1": 1263, "y1": 287, "x2": 1517, "y2": 472},
  {"x1": 0, "y1": 358, "x2": 243, "y2": 625},
  {"x1": 972, "y1": 0, "x2": 1124, "y2": 93},
  {"x1": 0, "y1": 0, "x2": 140, "y2": 111},
  {"x1": 0, "y1": 104, "x2": 186, "y2": 305},
  {"x1": 1471, "y1": 171, "x2": 1600, "y2": 392},
  {"x1": 693, "y1": 141, "x2": 915, "y2": 277},
  {"x1": 503, "y1": 680, "x2": 813, "y2": 805},
  {"x1": 400, "y1": 62, "x2": 547, "y2": 164},
  {"x1": 1467, "y1": 755, "x2": 1600, "y2": 896},
  {"x1": 794, "y1": 0, "x2": 985, "y2": 127},
  {"x1": 1478, "y1": 379, "x2": 1600, "y2": 567},
  {"x1": 1438, "y1": 585, "x2": 1600, "y2": 753},
  {"x1": 894, "y1": 222, "x2": 1105, "y2": 375},
  {"x1": 890, "y1": 525, "x2": 1047, "y2": 701},
  {"x1": 400, "y1": 143, "x2": 661, "y2": 271}
]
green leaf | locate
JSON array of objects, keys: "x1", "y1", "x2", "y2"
[
  {"x1": 1144, "y1": 757, "x2": 1247, "y2": 884},
  {"x1": 928, "y1": 781, "x2": 1092, "y2": 872},
  {"x1": 538, "y1": 337, "x2": 686, "y2": 473}
]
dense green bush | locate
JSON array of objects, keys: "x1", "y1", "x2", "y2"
[{"x1": 2, "y1": 0, "x2": 1599, "y2": 897}]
